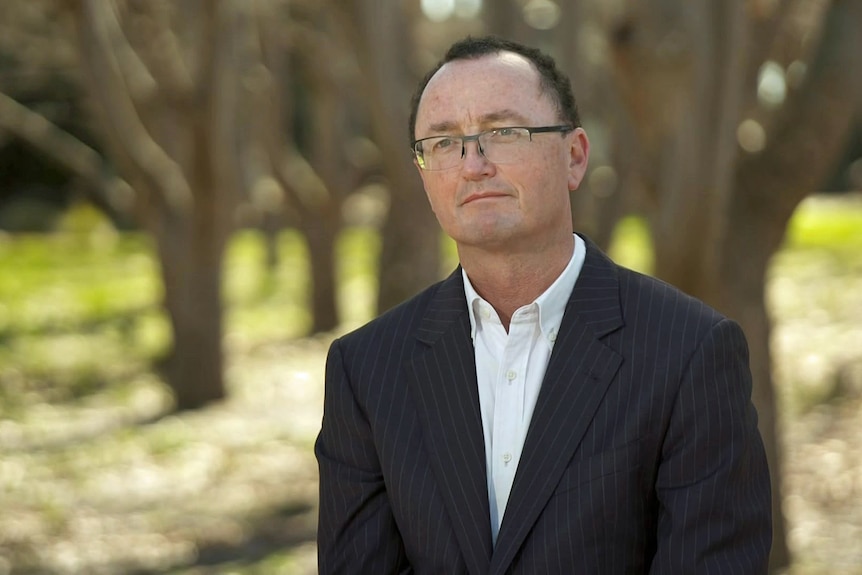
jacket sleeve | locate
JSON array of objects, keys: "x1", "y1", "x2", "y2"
[
  {"x1": 315, "y1": 338, "x2": 413, "y2": 574},
  {"x1": 651, "y1": 319, "x2": 772, "y2": 574}
]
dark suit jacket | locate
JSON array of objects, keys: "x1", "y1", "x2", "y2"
[{"x1": 316, "y1": 237, "x2": 772, "y2": 574}]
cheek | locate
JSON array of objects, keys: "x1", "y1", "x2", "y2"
[
  {"x1": 421, "y1": 175, "x2": 455, "y2": 207},
  {"x1": 421, "y1": 183, "x2": 453, "y2": 223}
]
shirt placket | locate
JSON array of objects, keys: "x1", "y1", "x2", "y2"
[{"x1": 491, "y1": 309, "x2": 535, "y2": 522}]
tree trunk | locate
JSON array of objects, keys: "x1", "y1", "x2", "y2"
[
  {"x1": 301, "y1": 212, "x2": 340, "y2": 333},
  {"x1": 483, "y1": 0, "x2": 530, "y2": 40},
  {"x1": 156, "y1": 210, "x2": 227, "y2": 409},
  {"x1": 71, "y1": 0, "x2": 247, "y2": 409},
  {"x1": 335, "y1": 0, "x2": 441, "y2": 312},
  {"x1": 555, "y1": 0, "x2": 632, "y2": 250},
  {"x1": 715, "y1": 201, "x2": 792, "y2": 572},
  {"x1": 261, "y1": 214, "x2": 280, "y2": 273},
  {"x1": 649, "y1": 0, "x2": 748, "y2": 298},
  {"x1": 304, "y1": 29, "x2": 347, "y2": 333}
]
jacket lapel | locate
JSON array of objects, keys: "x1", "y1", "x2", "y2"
[
  {"x1": 490, "y1": 239, "x2": 624, "y2": 574},
  {"x1": 406, "y1": 269, "x2": 492, "y2": 575}
]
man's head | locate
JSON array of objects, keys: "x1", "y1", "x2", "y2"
[
  {"x1": 409, "y1": 36, "x2": 581, "y2": 143},
  {"x1": 409, "y1": 36, "x2": 590, "y2": 255}
]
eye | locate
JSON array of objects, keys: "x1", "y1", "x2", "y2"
[
  {"x1": 486, "y1": 127, "x2": 524, "y2": 143},
  {"x1": 432, "y1": 137, "x2": 457, "y2": 151}
]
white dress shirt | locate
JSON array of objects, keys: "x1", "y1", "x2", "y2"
[{"x1": 462, "y1": 234, "x2": 586, "y2": 544}]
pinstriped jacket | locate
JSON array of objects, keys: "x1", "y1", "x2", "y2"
[{"x1": 316, "y1": 236, "x2": 772, "y2": 574}]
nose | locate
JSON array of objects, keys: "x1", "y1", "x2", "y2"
[{"x1": 460, "y1": 139, "x2": 493, "y2": 177}]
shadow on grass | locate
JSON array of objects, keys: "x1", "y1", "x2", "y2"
[
  {"x1": 128, "y1": 502, "x2": 317, "y2": 575},
  {"x1": 0, "y1": 304, "x2": 157, "y2": 343}
]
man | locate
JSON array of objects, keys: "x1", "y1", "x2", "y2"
[{"x1": 316, "y1": 36, "x2": 772, "y2": 574}]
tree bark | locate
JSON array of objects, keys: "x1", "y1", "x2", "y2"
[
  {"x1": 155, "y1": 205, "x2": 227, "y2": 409},
  {"x1": 0, "y1": 90, "x2": 132, "y2": 223},
  {"x1": 300, "y1": 212, "x2": 340, "y2": 333},
  {"x1": 647, "y1": 0, "x2": 748, "y2": 299},
  {"x1": 256, "y1": 6, "x2": 345, "y2": 332},
  {"x1": 334, "y1": 0, "x2": 441, "y2": 313},
  {"x1": 71, "y1": 0, "x2": 255, "y2": 409}
]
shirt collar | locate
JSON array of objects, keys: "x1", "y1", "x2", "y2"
[{"x1": 463, "y1": 234, "x2": 586, "y2": 342}]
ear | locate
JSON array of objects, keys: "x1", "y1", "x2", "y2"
[{"x1": 567, "y1": 128, "x2": 590, "y2": 191}]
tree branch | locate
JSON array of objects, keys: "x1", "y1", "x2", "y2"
[
  {"x1": 126, "y1": 0, "x2": 195, "y2": 104},
  {"x1": 0, "y1": 90, "x2": 132, "y2": 214},
  {"x1": 736, "y1": 0, "x2": 862, "y2": 210},
  {"x1": 73, "y1": 0, "x2": 192, "y2": 214}
]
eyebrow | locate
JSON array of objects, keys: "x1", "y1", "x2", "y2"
[{"x1": 425, "y1": 109, "x2": 532, "y2": 135}]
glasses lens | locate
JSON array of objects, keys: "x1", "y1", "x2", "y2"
[
  {"x1": 416, "y1": 137, "x2": 462, "y2": 170},
  {"x1": 479, "y1": 128, "x2": 530, "y2": 165}
]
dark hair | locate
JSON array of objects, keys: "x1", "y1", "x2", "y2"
[{"x1": 408, "y1": 36, "x2": 581, "y2": 143}]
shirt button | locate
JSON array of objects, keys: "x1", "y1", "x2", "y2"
[
  {"x1": 481, "y1": 307, "x2": 491, "y2": 319},
  {"x1": 549, "y1": 331, "x2": 557, "y2": 342},
  {"x1": 506, "y1": 370, "x2": 516, "y2": 381},
  {"x1": 502, "y1": 452, "x2": 512, "y2": 463}
]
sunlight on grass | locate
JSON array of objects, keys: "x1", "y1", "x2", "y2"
[
  {"x1": 769, "y1": 194, "x2": 862, "y2": 417},
  {"x1": 785, "y1": 194, "x2": 862, "y2": 251},
  {"x1": 607, "y1": 216, "x2": 655, "y2": 274},
  {"x1": 224, "y1": 229, "x2": 313, "y2": 342},
  {"x1": 0, "y1": 232, "x2": 159, "y2": 335},
  {"x1": 336, "y1": 227, "x2": 379, "y2": 327}
]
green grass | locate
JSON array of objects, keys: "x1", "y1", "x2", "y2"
[
  {"x1": 785, "y1": 194, "x2": 862, "y2": 250},
  {"x1": 607, "y1": 215, "x2": 655, "y2": 274}
]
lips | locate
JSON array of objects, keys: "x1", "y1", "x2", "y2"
[{"x1": 461, "y1": 191, "x2": 510, "y2": 205}]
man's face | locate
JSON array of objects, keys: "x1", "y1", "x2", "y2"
[{"x1": 413, "y1": 52, "x2": 589, "y2": 255}]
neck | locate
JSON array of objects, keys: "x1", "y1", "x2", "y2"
[{"x1": 460, "y1": 234, "x2": 574, "y2": 329}]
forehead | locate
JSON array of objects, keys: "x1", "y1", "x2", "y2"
[{"x1": 416, "y1": 52, "x2": 556, "y2": 133}]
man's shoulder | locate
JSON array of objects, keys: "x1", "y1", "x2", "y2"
[
  {"x1": 580, "y1": 236, "x2": 724, "y2": 324},
  {"x1": 614, "y1": 263, "x2": 726, "y2": 326}
]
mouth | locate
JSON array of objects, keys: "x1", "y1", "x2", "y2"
[{"x1": 461, "y1": 191, "x2": 511, "y2": 205}]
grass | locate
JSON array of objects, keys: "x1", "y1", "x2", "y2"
[{"x1": 785, "y1": 194, "x2": 862, "y2": 252}]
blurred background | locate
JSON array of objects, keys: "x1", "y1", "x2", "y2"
[{"x1": 0, "y1": 0, "x2": 860, "y2": 573}]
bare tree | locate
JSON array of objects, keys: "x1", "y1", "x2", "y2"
[
  {"x1": 0, "y1": 0, "x2": 131, "y2": 224},
  {"x1": 250, "y1": 0, "x2": 347, "y2": 333},
  {"x1": 332, "y1": 0, "x2": 442, "y2": 312},
  {"x1": 0, "y1": 90, "x2": 130, "y2": 218},
  {"x1": 69, "y1": 0, "x2": 260, "y2": 409}
]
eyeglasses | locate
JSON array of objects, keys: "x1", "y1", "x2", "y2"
[{"x1": 412, "y1": 125, "x2": 573, "y2": 171}]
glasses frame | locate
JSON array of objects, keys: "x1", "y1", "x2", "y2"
[{"x1": 411, "y1": 125, "x2": 573, "y2": 171}]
